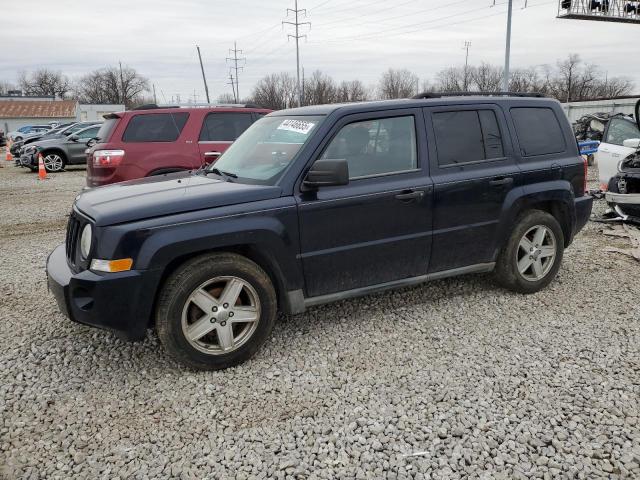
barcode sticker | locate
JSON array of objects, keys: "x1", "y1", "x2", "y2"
[{"x1": 277, "y1": 119, "x2": 316, "y2": 135}]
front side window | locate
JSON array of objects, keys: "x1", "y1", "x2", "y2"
[
  {"x1": 122, "y1": 112, "x2": 189, "y2": 142},
  {"x1": 210, "y1": 115, "x2": 323, "y2": 185},
  {"x1": 76, "y1": 126, "x2": 100, "y2": 139},
  {"x1": 604, "y1": 118, "x2": 640, "y2": 146},
  {"x1": 510, "y1": 107, "x2": 566, "y2": 156},
  {"x1": 199, "y1": 113, "x2": 254, "y2": 141},
  {"x1": 321, "y1": 115, "x2": 417, "y2": 178}
]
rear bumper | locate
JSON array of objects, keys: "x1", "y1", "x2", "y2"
[
  {"x1": 46, "y1": 244, "x2": 162, "y2": 341},
  {"x1": 573, "y1": 194, "x2": 593, "y2": 237},
  {"x1": 605, "y1": 191, "x2": 640, "y2": 220}
]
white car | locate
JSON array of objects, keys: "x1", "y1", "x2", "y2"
[{"x1": 595, "y1": 115, "x2": 640, "y2": 190}]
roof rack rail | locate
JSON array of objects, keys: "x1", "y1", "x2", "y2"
[
  {"x1": 411, "y1": 91, "x2": 546, "y2": 99},
  {"x1": 132, "y1": 103, "x2": 264, "y2": 110}
]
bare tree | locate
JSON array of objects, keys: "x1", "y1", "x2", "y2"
[
  {"x1": 335, "y1": 80, "x2": 368, "y2": 103},
  {"x1": 18, "y1": 69, "x2": 70, "y2": 98},
  {"x1": 509, "y1": 67, "x2": 547, "y2": 94},
  {"x1": 74, "y1": 65, "x2": 149, "y2": 107},
  {"x1": 251, "y1": 72, "x2": 297, "y2": 110},
  {"x1": 378, "y1": 68, "x2": 419, "y2": 99},
  {"x1": 434, "y1": 67, "x2": 466, "y2": 93},
  {"x1": 217, "y1": 93, "x2": 236, "y2": 104},
  {"x1": 303, "y1": 70, "x2": 337, "y2": 105},
  {"x1": 472, "y1": 63, "x2": 502, "y2": 92},
  {"x1": 0, "y1": 81, "x2": 17, "y2": 95}
]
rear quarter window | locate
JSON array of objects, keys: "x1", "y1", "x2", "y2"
[
  {"x1": 510, "y1": 107, "x2": 566, "y2": 156},
  {"x1": 122, "y1": 112, "x2": 189, "y2": 142},
  {"x1": 96, "y1": 118, "x2": 119, "y2": 142}
]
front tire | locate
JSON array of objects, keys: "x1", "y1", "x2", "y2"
[
  {"x1": 156, "y1": 253, "x2": 277, "y2": 370},
  {"x1": 494, "y1": 210, "x2": 564, "y2": 294}
]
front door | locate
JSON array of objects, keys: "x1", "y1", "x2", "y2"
[
  {"x1": 424, "y1": 105, "x2": 520, "y2": 272},
  {"x1": 296, "y1": 110, "x2": 433, "y2": 298},
  {"x1": 596, "y1": 117, "x2": 640, "y2": 190},
  {"x1": 66, "y1": 125, "x2": 101, "y2": 163}
]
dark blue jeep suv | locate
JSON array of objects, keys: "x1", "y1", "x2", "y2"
[{"x1": 47, "y1": 94, "x2": 593, "y2": 370}]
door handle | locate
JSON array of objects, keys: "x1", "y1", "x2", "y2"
[
  {"x1": 489, "y1": 177, "x2": 513, "y2": 186},
  {"x1": 394, "y1": 190, "x2": 425, "y2": 201},
  {"x1": 204, "y1": 151, "x2": 222, "y2": 157}
]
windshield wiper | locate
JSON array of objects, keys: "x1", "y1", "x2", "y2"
[{"x1": 208, "y1": 167, "x2": 238, "y2": 181}]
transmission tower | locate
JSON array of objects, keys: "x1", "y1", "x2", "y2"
[
  {"x1": 283, "y1": 0, "x2": 311, "y2": 107},
  {"x1": 226, "y1": 42, "x2": 245, "y2": 103}
]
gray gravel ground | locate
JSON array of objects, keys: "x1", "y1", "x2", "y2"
[{"x1": 1, "y1": 162, "x2": 639, "y2": 480}]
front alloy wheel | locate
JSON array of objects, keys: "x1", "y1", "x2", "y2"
[
  {"x1": 43, "y1": 153, "x2": 64, "y2": 172},
  {"x1": 156, "y1": 253, "x2": 277, "y2": 370},
  {"x1": 182, "y1": 276, "x2": 261, "y2": 354}
]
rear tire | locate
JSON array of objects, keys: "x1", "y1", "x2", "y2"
[
  {"x1": 494, "y1": 210, "x2": 564, "y2": 294},
  {"x1": 156, "y1": 253, "x2": 277, "y2": 370}
]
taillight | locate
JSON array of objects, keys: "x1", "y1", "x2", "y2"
[
  {"x1": 93, "y1": 149, "x2": 124, "y2": 168},
  {"x1": 582, "y1": 155, "x2": 588, "y2": 195}
]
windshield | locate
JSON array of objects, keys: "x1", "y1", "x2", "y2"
[{"x1": 209, "y1": 115, "x2": 324, "y2": 185}]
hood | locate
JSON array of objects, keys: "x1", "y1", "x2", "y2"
[{"x1": 75, "y1": 172, "x2": 283, "y2": 226}]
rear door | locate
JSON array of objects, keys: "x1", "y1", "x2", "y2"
[
  {"x1": 424, "y1": 104, "x2": 520, "y2": 272},
  {"x1": 197, "y1": 112, "x2": 255, "y2": 166},
  {"x1": 596, "y1": 117, "x2": 640, "y2": 189}
]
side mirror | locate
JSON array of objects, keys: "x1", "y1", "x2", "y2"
[
  {"x1": 622, "y1": 138, "x2": 640, "y2": 149},
  {"x1": 303, "y1": 159, "x2": 349, "y2": 189},
  {"x1": 69, "y1": 134, "x2": 79, "y2": 142}
]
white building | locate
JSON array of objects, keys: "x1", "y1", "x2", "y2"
[{"x1": 562, "y1": 96, "x2": 640, "y2": 123}]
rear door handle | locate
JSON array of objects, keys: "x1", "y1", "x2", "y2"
[
  {"x1": 395, "y1": 190, "x2": 425, "y2": 201},
  {"x1": 489, "y1": 177, "x2": 513, "y2": 186},
  {"x1": 204, "y1": 151, "x2": 222, "y2": 157}
]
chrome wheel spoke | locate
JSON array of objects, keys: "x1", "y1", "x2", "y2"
[
  {"x1": 519, "y1": 236, "x2": 534, "y2": 251},
  {"x1": 190, "y1": 288, "x2": 218, "y2": 313},
  {"x1": 518, "y1": 256, "x2": 533, "y2": 274},
  {"x1": 220, "y1": 278, "x2": 243, "y2": 307},
  {"x1": 186, "y1": 315, "x2": 215, "y2": 341},
  {"x1": 231, "y1": 306, "x2": 259, "y2": 323},
  {"x1": 215, "y1": 323, "x2": 235, "y2": 350},
  {"x1": 532, "y1": 259, "x2": 544, "y2": 278},
  {"x1": 539, "y1": 246, "x2": 555, "y2": 258},
  {"x1": 533, "y1": 226, "x2": 547, "y2": 246}
]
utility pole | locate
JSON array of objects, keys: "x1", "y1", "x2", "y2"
[
  {"x1": 301, "y1": 67, "x2": 305, "y2": 106},
  {"x1": 152, "y1": 84, "x2": 157, "y2": 104},
  {"x1": 196, "y1": 45, "x2": 211, "y2": 103},
  {"x1": 502, "y1": 0, "x2": 513, "y2": 92},
  {"x1": 228, "y1": 73, "x2": 237, "y2": 103},
  {"x1": 226, "y1": 42, "x2": 245, "y2": 103},
  {"x1": 283, "y1": 0, "x2": 311, "y2": 107},
  {"x1": 119, "y1": 61, "x2": 125, "y2": 106},
  {"x1": 463, "y1": 41, "x2": 472, "y2": 91}
]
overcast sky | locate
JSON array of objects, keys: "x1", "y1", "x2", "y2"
[{"x1": 2, "y1": 0, "x2": 638, "y2": 102}]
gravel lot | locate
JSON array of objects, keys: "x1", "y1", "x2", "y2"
[{"x1": 1, "y1": 162, "x2": 639, "y2": 480}]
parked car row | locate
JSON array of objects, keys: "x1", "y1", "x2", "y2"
[{"x1": 46, "y1": 93, "x2": 593, "y2": 370}]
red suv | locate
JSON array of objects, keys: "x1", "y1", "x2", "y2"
[{"x1": 86, "y1": 104, "x2": 271, "y2": 187}]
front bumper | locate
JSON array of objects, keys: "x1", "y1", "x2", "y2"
[
  {"x1": 605, "y1": 191, "x2": 640, "y2": 221},
  {"x1": 46, "y1": 244, "x2": 162, "y2": 341},
  {"x1": 17, "y1": 153, "x2": 36, "y2": 168}
]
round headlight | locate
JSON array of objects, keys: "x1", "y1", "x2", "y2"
[{"x1": 80, "y1": 224, "x2": 92, "y2": 259}]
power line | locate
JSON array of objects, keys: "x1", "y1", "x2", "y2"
[
  {"x1": 283, "y1": 0, "x2": 311, "y2": 107},
  {"x1": 226, "y1": 41, "x2": 245, "y2": 102}
]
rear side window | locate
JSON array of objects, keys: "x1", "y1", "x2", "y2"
[
  {"x1": 511, "y1": 107, "x2": 566, "y2": 156},
  {"x1": 199, "y1": 113, "x2": 254, "y2": 141},
  {"x1": 432, "y1": 110, "x2": 504, "y2": 166},
  {"x1": 122, "y1": 113, "x2": 189, "y2": 142}
]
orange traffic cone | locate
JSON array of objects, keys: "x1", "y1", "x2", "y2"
[
  {"x1": 38, "y1": 153, "x2": 47, "y2": 180},
  {"x1": 5, "y1": 142, "x2": 11, "y2": 162}
]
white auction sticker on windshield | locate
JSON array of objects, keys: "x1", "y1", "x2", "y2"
[{"x1": 277, "y1": 119, "x2": 316, "y2": 134}]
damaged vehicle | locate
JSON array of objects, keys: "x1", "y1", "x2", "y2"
[{"x1": 605, "y1": 100, "x2": 640, "y2": 223}]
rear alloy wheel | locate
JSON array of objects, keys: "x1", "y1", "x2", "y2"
[
  {"x1": 494, "y1": 210, "x2": 564, "y2": 294},
  {"x1": 156, "y1": 253, "x2": 277, "y2": 370},
  {"x1": 42, "y1": 153, "x2": 65, "y2": 172}
]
